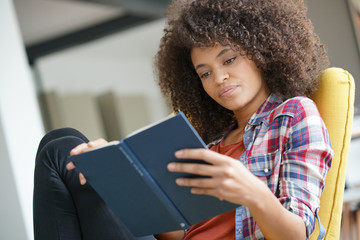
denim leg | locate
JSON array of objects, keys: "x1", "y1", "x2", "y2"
[{"x1": 33, "y1": 128, "x2": 136, "y2": 240}]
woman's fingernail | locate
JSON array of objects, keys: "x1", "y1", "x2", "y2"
[
  {"x1": 66, "y1": 163, "x2": 71, "y2": 170},
  {"x1": 167, "y1": 163, "x2": 176, "y2": 171},
  {"x1": 191, "y1": 188, "x2": 198, "y2": 194},
  {"x1": 176, "y1": 178, "x2": 184, "y2": 185},
  {"x1": 175, "y1": 150, "x2": 183, "y2": 157},
  {"x1": 80, "y1": 178, "x2": 86, "y2": 185}
]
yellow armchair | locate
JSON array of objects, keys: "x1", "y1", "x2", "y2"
[{"x1": 309, "y1": 67, "x2": 355, "y2": 239}]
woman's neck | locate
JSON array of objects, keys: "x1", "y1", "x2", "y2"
[
  {"x1": 222, "y1": 123, "x2": 246, "y2": 146},
  {"x1": 223, "y1": 106, "x2": 257, "y2": 146}
]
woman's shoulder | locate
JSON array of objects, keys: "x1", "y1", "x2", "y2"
[{"x1": 268, "y1": 96, "x2": 320, "y2": 121}]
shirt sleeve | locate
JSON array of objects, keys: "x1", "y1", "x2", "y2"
[{"x1": 278, "y1": 98, "x2": 333, "y2": 238}]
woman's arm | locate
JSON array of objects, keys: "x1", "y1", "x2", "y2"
[
  {"x1": 245, "y1": 179, "x2": 306, "y2": 239},
  {"x1": 168, "y1": 149, "x2": 306, "y2": 240}
]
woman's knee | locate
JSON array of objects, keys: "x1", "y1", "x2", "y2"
[
  {"x1": 36, "y1": 128, "x2": 88, "y2": 159},
  {"x1": 39, "y1": 128, "x2": 88, "y2": 148},
  {"x1": 35, "y1": 134, "x2": 87, "y2": 176}
]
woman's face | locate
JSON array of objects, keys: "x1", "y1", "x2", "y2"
[{"x1": 191, "y1": 44, "x2": 270, "y2": 117}]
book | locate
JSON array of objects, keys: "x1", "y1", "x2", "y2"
[{"x1": 69, "y1": 112, "x2": 238, "y2": 237}]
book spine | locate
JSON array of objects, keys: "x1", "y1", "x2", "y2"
[{"x1": 119, "y1": 140, "x2": 190, "y2": 230}]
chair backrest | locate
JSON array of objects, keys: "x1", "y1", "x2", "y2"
[{"x1": 309, "y1": 67, "x2": 355, "y2": 239}]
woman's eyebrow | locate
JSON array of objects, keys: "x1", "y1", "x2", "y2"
[
  {"x1": 195, "y1": 48, "x2": 232, "y2": 70},
  {"x1": 195, "y1": 64, "x2": 205, "y2": 71},
  {"x1": 216, "y1": 48, "x2": 231, "y2": 58}
]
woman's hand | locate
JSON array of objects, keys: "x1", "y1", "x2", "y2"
[
  {"x1": 169, "y1": 148, "x2": 307, "y2": 240},
  {"x1": 167, "y1": 148, "x2": 268, "y2": 206},
  {"x1": 66, "y1": 138, "x2": 108, "y2": 185}
]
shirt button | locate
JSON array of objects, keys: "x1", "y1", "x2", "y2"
[
  {"x1": 238, "y1": 229, "x2": 243, "y2": 234},
  {"x1": 264, "y1": 169, "x2": 269, "y2": 173}
]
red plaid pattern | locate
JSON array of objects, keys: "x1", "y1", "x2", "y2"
[{"x1": 210, "y1": 94, "x2": 333, "y2": 239}]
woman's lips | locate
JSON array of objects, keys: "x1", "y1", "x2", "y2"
[{"x1": 219, "y1": 85, "x2": 237, "y2": 97}]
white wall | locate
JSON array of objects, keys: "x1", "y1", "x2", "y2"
[
  {"x1": 35, "y1": 19, "x2": 169, "y2": 123},
  {"x1": 305, "y1": 0, "x2": 360, "y2": 110},
  {"x1": 0, "y1": 0, "x2": 44, "y2": 239}
]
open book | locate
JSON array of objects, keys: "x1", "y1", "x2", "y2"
[{"x1": 69, "y1": 112, "x2": 238, "y2": 237}]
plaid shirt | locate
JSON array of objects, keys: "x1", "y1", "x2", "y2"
[{"x1": 209, "y1": 93, "x2": 333, "y2": 240}]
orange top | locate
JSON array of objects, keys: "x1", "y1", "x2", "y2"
[{"x1": 184, "y1": 139, "x2": 245, "y2": 240}]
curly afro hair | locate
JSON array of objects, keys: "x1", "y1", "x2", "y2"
[{"x1": 155, "y1": 0, "x2": 329, "y2": 143}]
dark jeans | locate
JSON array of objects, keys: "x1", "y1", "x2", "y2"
[{"x1": 33, "y1": 128, "x2": 152, "y2": 240}]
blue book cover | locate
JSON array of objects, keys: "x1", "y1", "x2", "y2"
[{"x1": 70, "y1": 112, "x2": 238, "y2": 237}]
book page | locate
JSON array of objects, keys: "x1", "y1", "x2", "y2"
[
  {"x1": 125, "y1": 113, "x2": 176, "y2": 138},
  {"x1": 82, "y1": 140, "x2": 120, "y2": 153}
]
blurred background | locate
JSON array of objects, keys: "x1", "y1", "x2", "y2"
[{"x1": 1, "y1": 0, "x2": 360, "y2": 239}]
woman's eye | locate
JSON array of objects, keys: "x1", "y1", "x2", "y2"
[
  {"x1": 225, "y1": 57, "x2": 236, "y2": 65},
  {"x1": 200, "y1": 72, "x2": 210, "y2": 78}
]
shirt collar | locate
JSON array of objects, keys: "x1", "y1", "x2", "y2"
[
  {"x1": 247, "y1": 93, "x2": 283, "y2": 126},
  {"x1": 208, "y1": 93, "x2": 283, "y2": 147}
]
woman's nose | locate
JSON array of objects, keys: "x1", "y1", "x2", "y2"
[{"x1": 214, "y1": 69, "x2": 229, "y2": 84}]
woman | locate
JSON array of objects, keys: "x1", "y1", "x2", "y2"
[{"x1": 34, "y1": 0, "x2": 333, "y2": 239}]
